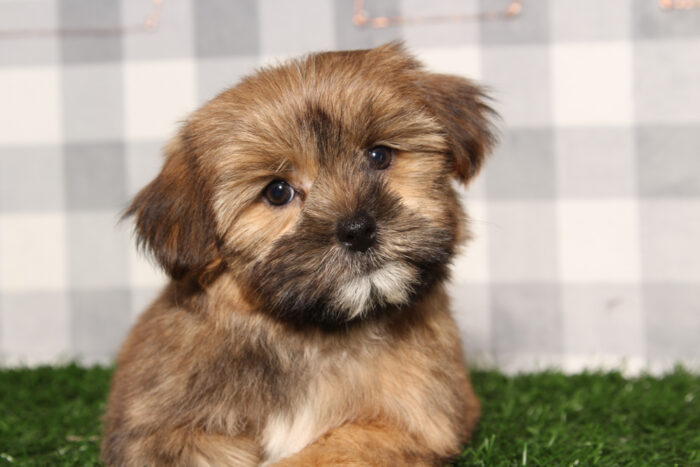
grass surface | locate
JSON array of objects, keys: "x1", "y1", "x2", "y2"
[
  {"x1": 455, "y1": 369, "x2": 700, "y2": 466},
  {"x1": 0, "y1": 365, "x2": 698, "y2": 466}
]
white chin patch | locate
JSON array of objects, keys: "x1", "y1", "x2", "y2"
[
  {"x1": 371, "y1": 261, "x2": 415, "y2": 306},
  {"x1": 334, "y1": 275, "x2": 373, "y2": 320},
  {"x1": 335, "y1": 262, "x2": 416, "y2": 320}
]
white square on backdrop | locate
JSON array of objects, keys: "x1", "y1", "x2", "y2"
[
  {"x1": 552, "y1": 42, "x2": 633, "y2": 126},
  {"x1": 558, "y1": 199, "x2": 640, "y2": 282},
  {"x1": 0, "y1": 66, "x2": 61, "y2": 144},
  {"x1": 68, "y1": 212, "x2": 130, "y2": 288},
  {"x1": 124, "y1": 59, "x2": 197, "y2": 141},
  {"x1": 128, "y1": 242, "x2": 168, "y2": 289},
  {"x1": 0, "y1": 214, "x2": 67, "y2": 292},
  {"x1": 413, "y1": 45, "x2": 481, "y2": 80}
]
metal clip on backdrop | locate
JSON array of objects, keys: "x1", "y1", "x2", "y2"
[
  {"x1": 351, "y1": 0, "x2": 700, "y2": 29},
  {"x1": 352, "y1": 0, "x2": 523, "y2": 28},
  {"x1": 658, "y1": 0, "x2": 700, "y2": 9},
  {"x1": 0, "y1": 0, "x2": 164, "y2": 39}
]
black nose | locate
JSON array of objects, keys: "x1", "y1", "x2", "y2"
[{"x1": 336, "y1": 211, "x2": 377, "y2": 252}]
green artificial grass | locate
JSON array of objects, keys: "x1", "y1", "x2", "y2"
[
  {"x1": 0, "y1": 364, "x2": 110, "y2": 466},
  {"x1": 454, "y1": 368, "x2": 700, "y2": 467},
  {"x1": 0, "y1": 365, "x2": 698, "y2": 466}
]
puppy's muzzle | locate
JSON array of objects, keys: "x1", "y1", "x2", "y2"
[{"x1": 336, "y1": 211, "x2": 377, "y2": 252}]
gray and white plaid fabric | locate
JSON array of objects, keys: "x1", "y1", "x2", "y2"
[{"x1": 0, "y1": 0, "x2": 698, "y2": 373}]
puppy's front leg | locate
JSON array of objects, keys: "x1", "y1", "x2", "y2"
[
  {"x1": 269, "y1": 421, "x2": 439, "y2": 467},
  {"x1": 105, "y1": 430, "x2": 261, "y2": 467},
  {"x1": 187, "y1": 432, "x2": 262, "y2": 467}
]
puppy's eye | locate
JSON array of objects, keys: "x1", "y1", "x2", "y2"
[
  {"x1": 264, "y1": 180, "x2": 295, "y2": 206},
  {"x1": 367, "y1": 146, "x2": 394, "y2": 170}
]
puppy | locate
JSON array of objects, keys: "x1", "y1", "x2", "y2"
[{"x1": 102, "y1": 42, "x2": 496, "y2": 466}]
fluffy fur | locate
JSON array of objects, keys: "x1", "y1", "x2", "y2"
[{"x1": 102, "y1": 42, "x2": 496, "y2": 466}]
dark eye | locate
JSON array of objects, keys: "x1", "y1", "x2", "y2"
[
  {"x1": 367, "y1": 146, "x2": 394, "y2": 170},
  {"x1": 263, "y1": 180, "x2": 295, "y2": 206}
]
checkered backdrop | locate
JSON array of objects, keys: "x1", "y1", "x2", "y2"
[{"x1": 0, "y1": 0, "x2": 698, "y2": 374}]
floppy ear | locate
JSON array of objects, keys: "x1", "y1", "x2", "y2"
[
  {"x1": 124, "y1": 134, "x2": 223, "y2": 284},
  {"x1": 417, "y1": 73, "x2": 497, "y2": 183}
]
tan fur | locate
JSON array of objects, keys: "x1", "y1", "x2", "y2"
[{"x1": 103, "y1": 42, "x2": 495, "y2": 466}]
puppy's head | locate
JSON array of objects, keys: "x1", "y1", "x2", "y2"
[{"x1": 127, "y1": 43, "x2": 496, "y2": 326}]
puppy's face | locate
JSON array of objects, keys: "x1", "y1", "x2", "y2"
[{"x1": 127, "y1": 43, "x2": 495, "y2": 326}]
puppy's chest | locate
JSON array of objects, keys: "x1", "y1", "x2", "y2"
[{"x1": 259, "y1": 347, "x2": 376, "y2": 465}]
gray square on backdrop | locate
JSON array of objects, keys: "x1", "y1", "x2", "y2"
[
  {"x1": 491, "y1": 284, "x2": 562, "y2": 356},
  {"x1": 479, "y1": 0, "x2": 549, "y2": 45},
  {"x1": 194, "y1": 0, "x2": 259, "y2": 57},
  {"x1": 634, "y1": 41, "x2": 700, "y2": 124},
  {"x1": 335, "y1": 0, "x2": 402, "y2": 50},
  {"x1": 197, "y1": 57, "x2": 259, "y2": 103},
  {"x1": 259, "y1": 0, "x2": 335, "y2": 54},
  {"x1": 562, "y1": 284, "x2": 643, "y2": 356},
  {"x1": 556, "y1": 127, "x2": 636, "y2": 198},
  {"x1": 68, "y1": 212, "x2": 129, "y2": 288},
  {"x1": 485, "y1": 128, "x2": 555, "y2": 199},
  {"x1": 645, "y1": 284, "x2": 700, "y2": 361},
  {"x1": 551, "y1": 0, "x2": 631, "y2": 42},
  {"x1": 1, "y1": 292, "x2": 70, "y2": 365},
  {"x1": 125, "y1": 141, "x2": 165, "y2": 198},
  {"x1": 481, "y1": 45, "x2": 551, "y2": 127},
  {"x1": 640, "y1": 200, "x2": 700, "y2": 282},
  {"x1": 637, "y1": 125, "x2": 700, "y2": 197},
  {"x1": 62, "y1": 63, "x2": 123, "y2": 143},
  {"x1": 130, "y1": 287, "x2": 162, "y2": 320},
  {"x1": 399, "y1": 0, "x2": 479, "y2": 47},
  {"x1": 0, "y1": 0, "x2": 58, "y2": 67},
  {"x1": 70, "y1": 289, "x2": 132, "y2": 362},
  {"x1": 450, "y1": 282, "x2": 491, "y2": 359},
  {"x1": 122, "y1": 0, "x2": 194, "y2": 60},
  {"x1": 633, "y1": 0, "x2": 700, "y2": 39},
  {"x1": 487, "y1": 200, "x2": 558, "y2": 282},
  {"x1": 59, "y1": 0, "x2": 122, "y2": 64},
  {"x1": 65, "y1": 142, "x2": 127, "y2": 210},
  {"x1": 461, "y1": 169, "x2": 487, "y2": 199},
  {"x1": 0, "y1": 145, "x2": 64, "y2": 212}
]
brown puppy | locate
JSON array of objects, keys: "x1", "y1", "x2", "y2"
[{"x1": 102, "y1": 42, "x2": 496, "y2": 466}]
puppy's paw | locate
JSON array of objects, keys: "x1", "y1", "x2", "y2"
[{"x1": 265, "y1": 421, "x2": 439, "y2": 467}]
